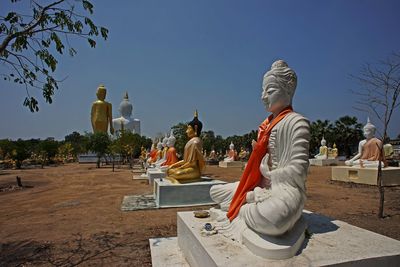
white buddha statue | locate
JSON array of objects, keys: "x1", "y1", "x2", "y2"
[
  {"x1": 154, "y1": 134, "x2": 169, "y2": 167},
  {"x1": 345, "y1": 118, "x2": 384, "y2": 168},
  {"x1": 112, "y1": 92, "x2": 141, "y2": 135},
  {"x1": 209, "y1": 60, "x2": 310, "y2": 243},
  {"x1": 314, "y1": 137, "x2": 328, "y2": 159},
  {"x1": 223, "y1": 142, "x2": 237, "y2": 162}
]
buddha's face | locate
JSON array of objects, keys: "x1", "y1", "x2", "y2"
[
  {"x1": 186, "y1": 125, "x2": 196, "y2": 138},
  {"x1": 321, "y1": 140, "x2": 326, "y2": 146},
  {"x1": 96, "y1": 88, "x2": 106, "y2": 101},
  {"x1": 363, "y1": 127, "x2": 375, "y2": 139},
  {"x1": 262, "y1": 80, "x2": 290, "y2": 114}
]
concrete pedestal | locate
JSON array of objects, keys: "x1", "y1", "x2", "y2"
[
  {"x1": 153, "y1": 178, "x2": 226, "y2": 208},
  {"x1": 309, "y1": 158, "x2": 339, "y2": 166},
  {"x1": 147, "y1": 169, "x2": 166, "y2": 184},
  {"x1": 218, "y1": 161, "x2": 244, "y2": 168},
  {"x1": 331, "y1": 166, "x2": 400, "y2": 186},
  {"x1": 150, "y1": 210, "x2": 400, "y2": 266}
]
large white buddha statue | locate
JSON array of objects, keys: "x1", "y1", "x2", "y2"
[
  {"x1": 345, "y1": 118, "x2": 384, "y2": 168},
  {"x1": 314, "y1": 137, "x2": 328, "y2": 159},
  {"x1": 112, "y1": 92, "x2": 141, "y2": 135},
  {"x1": 209, "y1": 60, "x2": 310, "y2": 242}
]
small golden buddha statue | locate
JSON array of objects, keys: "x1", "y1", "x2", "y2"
[
  {"x1": 167, "y1": 110, "x2": 205, "y2": 184},
  {"x1": 91, "y1": 84, "x2": 114, "y2": 134},
  {"x1": 329, "y1": 143, "x2": 338, "y2": 159}
]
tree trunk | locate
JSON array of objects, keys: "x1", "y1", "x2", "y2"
[
  {"x1": 97, "y1": 157, "x2": 100, "y2": 168},
  {"x1": 377, "y1": 144, "x2": 385, "y2": 218}
]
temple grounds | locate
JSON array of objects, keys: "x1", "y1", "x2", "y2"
[{"x1": 0, "y1": 163, "x2": 399, "y2": 266}]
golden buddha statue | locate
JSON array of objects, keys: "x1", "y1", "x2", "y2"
[
  {"x1": 91, "y1": 84, "x2": 114, "y2": 134},
  {"x1": 328, "y1": 143, "x2": 338, "y2": 159},
  {"x1": 167, "y1": 111, "x2": 205, "y2": 184}
]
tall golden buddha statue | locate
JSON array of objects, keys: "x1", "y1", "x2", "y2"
[
  {"x1": 91, "y1": 84, "x2": 114, "y2": 134},
  {"x1": 167, "y1": 111, "x2": 205, "y2": 184}
]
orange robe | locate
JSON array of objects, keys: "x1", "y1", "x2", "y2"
[
  {"x1": 161, "y1": 147, "x2": 179, "y2": 166},
  {"x1": 361, "y1": 137, "x2": 383, "y2": 161},
  {"x1": 149, "y1": 149, "x2": 158, "y2": 163}
]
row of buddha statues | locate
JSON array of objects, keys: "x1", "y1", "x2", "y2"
[
  {"x1": 314, "y1": 117, "x2": 389, "y2": 168},
  {"x1": 91, "y1": 85, "x2": 141, "y2": 135},
  {"x1": 204, "y1": 144, "x2": 250, "y2": 163},
  {"x1": 91, "y1": 60, "x2": 391, "y2": 253},
  {"x1": 140, "y1": 111, "x2": 206, "y2": 184}
]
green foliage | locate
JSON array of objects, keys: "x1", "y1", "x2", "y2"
[
  {"x1": 171, "y1": 123, "x2": 189, "y2": 157},
  {"x1": 64, "y1": 131, "x2": 89, "y2": 157},
  {"x1": 10, "y1": 139, "x2": 30, "y2": 168},
  {"x1": 38, "y1": 137, "x2": 59, "y2": 163},
  {"x1": 87, "y1": 132, "x2": 111, "y2": 167},
  {"x1": 0, "y1": 0, "x2": 109, "y2": 112},
  {"x1": 0, "y1": 139, "x2": 14, "y2": 159}
]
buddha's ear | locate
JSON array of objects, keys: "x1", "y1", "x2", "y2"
[{"x1": 194, "y1": 125, "x2": 198, "y2": 136}]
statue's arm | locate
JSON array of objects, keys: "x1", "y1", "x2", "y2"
[
  {"x1": 168, "y1": 160, "x2": 185, "y2": 169},
  {"x1": 108, "y1": 103, "x2": 114, "y2": 134},
  {"x1": 90, "y1": 104, "x2": 96, "y2": 130},
  {"x1": 348, "y1": 140, "x2": 365, "y2": 162}
]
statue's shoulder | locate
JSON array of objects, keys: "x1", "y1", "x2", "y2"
[{"x1": 283, "y1": 112, "x2": 310, "y2": 127}]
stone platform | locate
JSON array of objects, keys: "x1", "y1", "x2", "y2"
[
  {"x1": 218, "y1": 161, "x2": 244, "y2": 168},
  {"x1": 331, "y1": 166, "x2": 400, "y2": 186},
  {"x1": 154, "y1": 178, "x2": 226, "y2": 208},
  {"x1": 309, "y1": 158, "x2": 339, "y2": 166},
  {"x1": 147, "y1": 169, "x2": 166, "y2": 184},
  {"x1": 150, "y1": 211, "x2": 400, "y2": 266}
]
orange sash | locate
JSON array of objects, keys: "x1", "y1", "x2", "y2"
[{"x1": 227, "y1": 106, "x2": 293, "y2": 221}]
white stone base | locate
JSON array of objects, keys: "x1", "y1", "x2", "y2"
[
  {"x1": 331, "y1": 166, "x2": 400, "y2": 186},
  {"x1": 218, "y1": 161, "x2": 244, "y2": 168},
  {"x1": 147, "y1": 168, "x2": 166, "y2": 184},
  {"x1": 309, "y1": 158, "x2": 339, "y2": 166},
  {"x1": 149, "y1": 237, "x2": 189, "y2": 267},
  {"x1": 151, "y1": 210, "x2": 400, "y2": 267},
  {"x1": 153, "y1": 178, "x2": 226, "y2": 208}
]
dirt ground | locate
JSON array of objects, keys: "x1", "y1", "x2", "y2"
[{"x1": 0, "y1": 163, "x2": 399, "y2": 266}]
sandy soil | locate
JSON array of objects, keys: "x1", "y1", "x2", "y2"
[{"x1": 0, "y1": 163, "x2": 399, "y2": 266}]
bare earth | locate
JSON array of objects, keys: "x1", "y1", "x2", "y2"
[{"x1": 0, "y1": 163, "x2": 399, "y2": 266}]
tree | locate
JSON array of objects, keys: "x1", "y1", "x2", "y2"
[
  {"x1": 331, "y1": 116, "x2": 363, "y2": 158},
  {"x1": 171, "y1": 122, "x2": 189, "y2": 157},
  {"x1": 0, "y1": 0, "x2": 108, "y2": 111},
  {"x1": 65, "y1": 131, "x2": 88, "y2": 157},
  {"x1": 38, "y1": 137, "x2": 59, "y2": 165},
  {"x1": 87, "y1": 132, "x2": 110, "y2": 168},
  {"x1": 0, "y1": 139, "x2": 14, "y2": 159},
  {"x1": 10, "y1": 139, "x2": 30, "y2": 169},
  {"x1": 351, "y1": 52, "x2": 400, "y2": 218}
]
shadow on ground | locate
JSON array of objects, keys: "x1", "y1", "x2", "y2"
[{"x1": 0, "y1": 225, "x2": 175, "y2": 267}]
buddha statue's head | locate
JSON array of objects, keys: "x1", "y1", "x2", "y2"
[
  {"x1": 363, "y1": 117, "x2": 376, "y2": 139},
  {"x1": 187, "y1": 110, "x2": 203, "y2": 138},
  {"x1": 162, "y1": 133, "x2": 169, "y2": 147},
  {"x1": 96, "y1": 84, "x2": 107, "y2": 101},
  {"x1": 157, "y1": 140, "x2": 163, "y2": 150},
  {"x1": 229, "y1": 142, "x2": 235, "y2": 150},
  {"x1": 321, "y1": 137, "x2": 326, "y2": 146},
  {"x1": 333, "y1": 143, "x2": 337, "y2": 149},
  {"x1": 119, "y1": 92, "x2": 133, "y2": 118},
  {"x1": 262, "y1": 60, "x2": 297, "y2": 114},
  {"x1": 167, "y1": 130, "x2": 176, "y2": 147}
]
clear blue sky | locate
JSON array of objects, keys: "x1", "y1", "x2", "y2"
[{"x1": 1, "y1": 0, "x2": 399, "y2": 140}]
